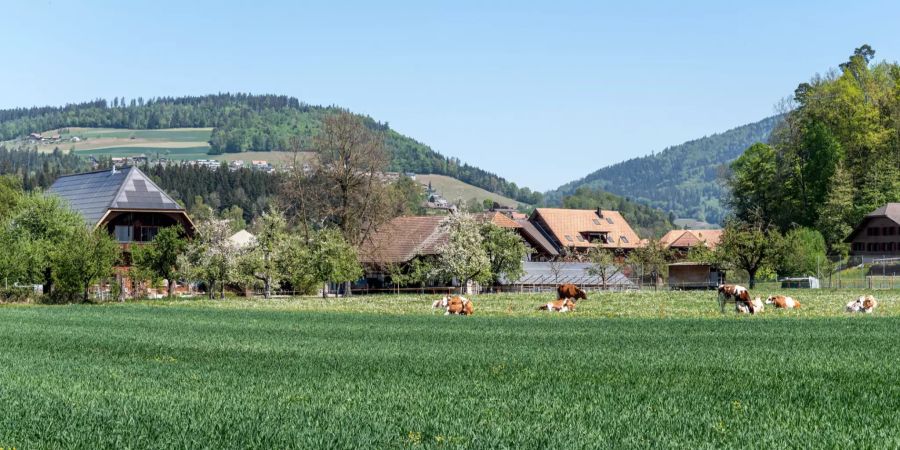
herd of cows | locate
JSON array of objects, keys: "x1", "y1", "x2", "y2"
[{"x1": 430, "y1": 283, "x2": 880, "y2": 316}]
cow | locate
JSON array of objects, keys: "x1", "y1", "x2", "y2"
[
  {"x1": 557, "y1": 284, "x2": 587, "y2": 302},
  {"x1": 717, "y1": 284, "x2": 751, "y2": 313},
  {"x1": 433, "y1": 295, "x2": 474, "y2": 315},
  {"x1": 735, "y1": 296, "x2": 765, "y2": 314},
  {"x1": 765, "y1": 295, "x2": 800, "y2": 309},
  {"x1": 847, "y1": 295, "x2": 877, "y2": 313},
  {"x1": 538, "y1": 298, "x2": 577, "y2": 312}
]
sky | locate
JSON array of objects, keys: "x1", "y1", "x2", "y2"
[{"x1": 2, "y1": 1, "x2": 899, "y2": 191}]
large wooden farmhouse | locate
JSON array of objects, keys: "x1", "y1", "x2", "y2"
[
  {"x1": 846, "y1": 203, "x2": 900, "y2": 263},
  {"x1": 49, "y1": 166, "x2": 194, "y2": 252},
  {"x1": 528, "y1": 208, "x2": 641, "y2": 256}
]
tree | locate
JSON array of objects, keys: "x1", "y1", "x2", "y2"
[
  {"x1": 50, "y1": 228, "x2": 120, "y2": 303},
  {"x1": 585, "y1": 245, "x2": 625, "y2": 290},
  {"x1": 244, "y1": 209, "x2": 288, "y2": 299},
  {"x1": 718, "y1": 220, "x2": 782, "y2": 289},
  {"x1": 0, "y1": 175, "x2": 23, "y2": 221},
  {"x1": 627, "y1": 239, "x2": 671, "y2": 290},
  {"x1": 727, "y1": 143, "x2": 779, "y2": 225},
  {"x1": 480, "y1": 223, "x2": 529, "y2": 285},
  {"x1": 439, "y1": 214, "x2": 491, "y2": 293},
  {"x1": 816, "y1": 163, "x2": 854, "y2": 255},
  {"x1": 305, "y1": 228, "x2": 363, "y2": 298},
  {"x1": 221, "y1": 206, "x2": 247, "y2": 232},
  {"x1": 178, "y1": 219, "x2": 237, "y2": 299},
  {"x1": 389, "y1": 175, "x2": 426, "y2": 216},
  {"x1": 777, "y1": 227, "x2": 829, "y2": 279},
  {"x1": 131, "y1": 225, "x2": 188, "y2": 297}
]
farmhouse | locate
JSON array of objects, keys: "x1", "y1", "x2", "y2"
[
  {"x1": 846, "y1": 203, "x2": 900, "y2": 263},
  {"x1": 528, "y1": 208, "x2": 641, "y2": 256},
  {"x1": 659, "y1": 229, "x2": 722, "y2": 256},
  {"x1": 49, "y1": 166, "x2": 194, "y2": 254},
  {"x1": 358, "y1": 215, "x2": 450, "y2": 288}
]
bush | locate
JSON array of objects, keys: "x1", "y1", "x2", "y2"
[{"x1": 0, "y1": 286, "x2": 36, "y2": 303}]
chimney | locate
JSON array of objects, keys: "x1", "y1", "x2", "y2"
[{"x1": 595, "y1": 207, "x2": 603, "y2": 219}]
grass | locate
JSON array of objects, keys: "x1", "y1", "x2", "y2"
[
  {"x1": 416, "y1": 174, "x2": 525, "y2": 208},
  {"x1": 73, "y1": 146, "x2": 212, "y2": 160},
  {"x1": 1, "y1": 291, "x2": 898, "y2": 448}
]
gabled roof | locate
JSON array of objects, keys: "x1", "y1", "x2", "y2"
[
  {"x1": 531, "y1": 208, "x2": 641, "y2": 249},
  {"x1": 515, "y1": 219, "x2": 560, "y2": 256},
  {"x1": 660, "y1": 229, "x2": 723, "y2": 249},
  {"x1": 359, "y1": 216, "x2": 450, "y2": 264},
  {"x1": 845, "y1": 203, "x2": 900, "y2": 242},
  {"x1": 49, "y1": 166, "x2": 184, "y2": 226},
  {"x1": 475, "y1": 211, "x2": 522, "y2": 229}
]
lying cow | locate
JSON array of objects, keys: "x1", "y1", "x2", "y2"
[
  {"x1": 846, "y1": 295, "x2": 877, "y2": 313},
  {"x1": 717, "y1": 284, "x2": 751, "y2": 313},
  {"x1": 538, "y1": 298, "x2": 577, "y2": 312},
  {"x1": 432, "y1": 295, "x2": 474, "y2": 315},
  {"x1": 766, "y1": 295, "x2": 801, "y2": 309},
  {"x1": 736, "y1": 297, "x2": 765, "y2": 314},
  {"x1": 557, "y1": 284, "x2": 587, "y2": 301}
]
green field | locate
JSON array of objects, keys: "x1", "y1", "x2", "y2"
[
  {"x1": 73, "y1": 146, "x2": 212, "y2": 160},
  {"x1": 1, "y1": 291, "x2": 898, "y2": 448}
]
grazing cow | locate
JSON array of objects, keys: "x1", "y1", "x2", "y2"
[
  {"x1": 433, "y1": 295, "x2": 474, "y2": 315},
  {"x1": 847, "y1": 295, "x2": 877, "y2": 313},
  {"x1": 717, "y1": 284, "x2": 751, "y2": 313},
  {"x1": 557, "y1": 284, "x2": 587, "y2": 301},
  {"x1": 765, "y1": 295, "x2": 800, "y2": 309},
  {"x1": 538, "y1": 298, "x2": 577, "y2": 312}
]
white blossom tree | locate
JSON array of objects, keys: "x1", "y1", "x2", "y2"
[
  {"x1": 178, "y1": 218, "x2": 238, "y2": 299},
  {"x1": 439, "y1": 214, "x2": 490, "y2": 294}
]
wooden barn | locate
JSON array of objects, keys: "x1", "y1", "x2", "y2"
[{"x1": 667, "y1": 262, "x2": 725, "y2": 290}]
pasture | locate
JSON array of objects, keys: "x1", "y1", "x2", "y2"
[{"x1": 1, "y1": 290, "x2": 898, "y2": 448}]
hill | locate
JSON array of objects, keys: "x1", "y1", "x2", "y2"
[
  {"x1": 416, "y1": 174, "x2": 524, "y2": 209},
  {"x1": 0, "y1": 94, "x2": 542, "y2": 204},
  {"x1": 545, "y1": 115, "x2": 782, "y2": 224}
]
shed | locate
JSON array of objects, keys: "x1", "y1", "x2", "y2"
[
  {"x1": 779, "y1": 276, "x2": 820, "y2": 289},
  {"x1": 668, "y1": 262, "x2": 725, "y2": 290}
]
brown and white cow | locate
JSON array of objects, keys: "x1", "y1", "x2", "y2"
[
  {"x1": 538, "y1": 298, "x2": 577, "y2": 312},
  {"x1": 846, "y1": 295, "x2": 877, "y2": 313},
  {"x1": 718, "y1": 284, "x2": 752, "y2": 313},
  {"x1": 735, "y1": 296, "x2": 765, "y2": 314},
  {"x1": 433, "y1": 295, "x2": 474, "y2": 315},
  {"x1": 765, "y1": 295, "x2": 800, "y2": 309},
  {"x1": 557, "y1": 284, "x2": 587, "y2": 301}
]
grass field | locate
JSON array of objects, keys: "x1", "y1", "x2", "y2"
[
  {"x1": 416, "y1": 174, "x2": 525, "y2": 208},
  {"x1": 1, "y1": 290, "x2": 898, "y2": 448},
  {"x1": 73, "y1": 146, "x2": 212, "y2": 160}
]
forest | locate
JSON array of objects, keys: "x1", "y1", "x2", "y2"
[
  {"x1": 0, "y1": 94, "x2": 542, "y2": 205},
  {"x1": 728, "y1": 45, "x2": 900, "y2": 254},
  {"x1": 546, "y1": 116, "x2": 781, "y2": 224}
]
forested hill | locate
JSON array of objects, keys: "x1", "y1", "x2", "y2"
[
  {"x1": 543, "y1": 115, "x2": 782, "y2": 225},
  {"x1": 0, "y1": 94, "x2": 542, "y2": 204}
]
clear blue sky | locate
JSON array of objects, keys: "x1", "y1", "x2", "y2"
[{"x1": 2, "y1": 1, "x2": 898, "y2": 191}]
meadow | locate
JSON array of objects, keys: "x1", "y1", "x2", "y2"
[{"x1": 1, "y1": 290, "x2": 898, "y2": 448}]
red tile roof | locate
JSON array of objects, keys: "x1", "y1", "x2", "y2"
[
  {"x1": 532, "y1": 208, "x2": 641, "y2": 249},
  {"x1": 659, "y1": 229, "x2": 723, "y2": 249}
]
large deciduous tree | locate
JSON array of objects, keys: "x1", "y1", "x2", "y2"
[
  {"x1": 439, "y1": 214, "x2": 491, "y2": 293},
  {"x1": 480, "y1": 223, "x2": 529, "y2": 286},
  {"x1": 50, "y1": 228, "x2": 120, "y2": 303},
  {"x1": 718, "y1": 220, "x2": 782, "y2": 289}
]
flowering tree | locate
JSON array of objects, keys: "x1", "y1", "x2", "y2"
[
  {"x1": 439, "y1": 214, "x2": 490, "y2": 293},
  {"x1": 179, "y1": 218, "x2": 238, "y2": 299}
]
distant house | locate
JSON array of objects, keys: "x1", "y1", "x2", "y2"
[
  {"x1": 846, "y1": 203, "x2": 900, "y2": 263},
  {"x1": 49, "y1": 166, "x2": 194, "y2": 255},
  {"x1": 358, "y1": 216, "x2": 450, "y2": 288},
  {"x1": 528, "y1": 208, "x2": 642, "y2": 256},
  {"x1": 659, "y1": 229, "x2": 723, "y2": 256}
]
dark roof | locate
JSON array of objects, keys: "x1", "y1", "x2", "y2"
[
  {"x1": 846, "y1": 203, "x2": 900, "y2": 242},
  {"x1": 49, "y1": 166, "x2": 183, "y2": 226},
  {"x1": 515, "y1": 219, "x2": 559, "y2": 256},
  {"x1": 359, "y1": 216, "x2": 450, "y2": 264},
  {"x1": 511, "y1": 262, "x2": 633, "y2": 286}
]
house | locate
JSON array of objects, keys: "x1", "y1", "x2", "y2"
[
  {"x1": 358, "y1": 216, "x2": 450, "y2": 288},
  {"x1": 49, "y1": 166, "x2": 194, "y2": 254},
  {"x1": 528, "y1": 208, "x2": 642, "y2": 256},
  {"x1": 846, "y1": 203, "x2": 900, "y2": 263},
  {"x1": 659, "y1": 229, "x2": 723, "y2": 256}
]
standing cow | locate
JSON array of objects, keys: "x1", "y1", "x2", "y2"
[
  {"x1": 557, "y1": 284, "x2": 587, "y2": 302},
  {"x1": 717, "y1": 284, "x2": 752, "y2": 313}
]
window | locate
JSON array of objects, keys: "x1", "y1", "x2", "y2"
[
  {"x1": 868, "y1": 227, "x2": 880, "y2": 236},
  {"x1": 114, "y1": 225, "x2": 132, "y2": 243},
  {"x1": 884, "y1": 227, "x2": 891, "y2": 236},
  {"x1": 139, "y1": 226, "x2": 159, "y2": 242},
  {"x1": 576, "y1": 235, "x2": 585, "y2": 242},
  {"x1": 606, "y1": 218, "x2": 614, "y2": 224},
  {"x1": 592, "y1": 219, "x2": 601, "y2": 225},
  {"x1": 620, "y1": 236, "x2": 629, "y2": 244}
]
